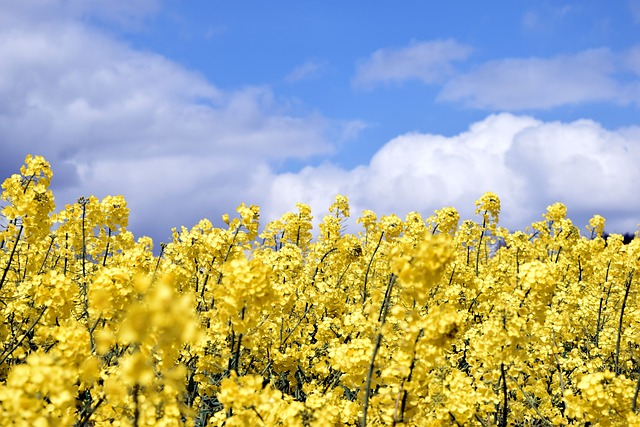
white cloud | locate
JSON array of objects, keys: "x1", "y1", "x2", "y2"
[
  {"x1": 521, "y1": 4, "x2": 575, "y2": 32},
  {"x1": 624, "y1": 46, "x2": 640, "y2": 75},
  {"x1": 0, "y1": 3, "x2": 356, "y2": 242},
  {"x1": 285, "y1": 60, "x2": 326, "y2": 83},
  {"x1": 2, "y1": 3, "x2": 639, "y2": 244},
  {"x1": 353, "y1": 39, "x2": 473, "y2": 89},
  {"x1": 261, "y1": 114, "x2": 640, "y2": 235},
  {"x1": 354, "y1": 40, "x2": 640, "y2": 110},
  {"x1": 0, "y1": 0, "x2": 161, "y2": 29},
  {"x1": 74, "y1": 0, "x2": 161, "y2": 26},
  {"x1": 67, "y1": 155, "x2": 275, "y2": 240},
  {"x1": 631, "y1": 0, "x2": 640, "y2": 24},
  {"x1": 438, "y1": 48, "x2": 634, "y2": 110}
]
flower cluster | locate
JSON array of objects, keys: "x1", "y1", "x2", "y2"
[{"x1": 1, "y1": 155, "x2": 639, "y2": 426}]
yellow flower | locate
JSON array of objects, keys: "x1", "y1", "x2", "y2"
[
  {"x1": 391, "y1": 232, "x2": 454, "y2": 305},
  {"x1": 475, "y1": 192, "x2": 500, "y2": 226},
  {"x1": 4, "y1": 157, "x2": 640, "y2": 425},
  {"x1": 544, "y1": 202, "x2": 567, "y2": 223},
  {"x1": 588, "y1": 214, "x2": 606, "y2": 238}
]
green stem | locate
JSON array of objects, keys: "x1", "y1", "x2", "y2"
[
  {"x1": 362, "y1": 274, "x2": 396, "y2": 427},
  {"x1": 0, "y1": 305, "x2": 47, "y2": 365},
  {"x1": 152, "y1": 243, "x2": 166, "y2": 282},
  {"x1": 500, "y1": 363, "x2": 508, "y2": 427},
  {"x1": 80, "y1": 198, "x2": 89, "y2": 320},
  {"x1": 75, "y1": 397, "x2": 105, "y2": 427},
  {"x1": 102, "y1": 227, "x2": 112, "y2": 267},
  {"x1": 633, "y1": 371, "x2": 640, "y2": 413},
  {"x1": 615, "y1": 270, "x2": 634, "y2": 374},
  {"x1": 212, "y1": 225, "x2": 243, "y2": 308},
  {"x1": 37, "y1": 235, "x2": 56, "y2": 275},
  {"x1": 363, "y1": 232, "x2": 384, "y2": 306},
  {"x1": 378, "y1": 274, "x2": 396, "y2": 323},
  {"x1": 508, "y1": 375, "x2": 553, "y2": 426},
  {"x1": 595, "y1": 260, "x2": 612, "y2": 348},
  {"x1": 475, "y1": 216, "x2": 486, "y2": 276},
  {"x1": 80, "y1": 199, "x2": 87, "y2": 278},
  {"x1": 132, "y1": 383, "x2": 140, "y2": 427},
  {"x1": 0, "y1": 224, "x2": 23, "y2": 291},
  {"x1": 361, "y1": 332, "x2": 382, "y2": 427}
]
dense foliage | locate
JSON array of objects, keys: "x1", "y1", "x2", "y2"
[{"x1": 1, "y1": 155, "x2": 639, "y2": 426}]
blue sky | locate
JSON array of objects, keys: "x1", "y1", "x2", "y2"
[{"x1": 1, "y1": 1, "x2": 640, "y2": 244}]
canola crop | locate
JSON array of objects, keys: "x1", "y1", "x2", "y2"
[{"x1": 0, "y1": 155, "x2": 639, "y2": 426}]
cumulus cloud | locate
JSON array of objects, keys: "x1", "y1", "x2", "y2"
[
  {"x1": 438, "y1": 48, "x2": 638, "y2": 110},
  {"x1": 0, "y1": 3, "x2": 356, "y2": 242},
  {"x1": 262, "y1": 113, "x2": 640, "y2": 234},
  {"x1": 353, "y1": 39, "x2": 473, "y2": 89},
  {"x1": 3, "y1": 4, "x2": 639, "y2": 245}
]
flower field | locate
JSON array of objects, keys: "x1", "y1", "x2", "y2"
[{"x1": 1, "y1": 155, "x2": 639, "y2": 426}]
